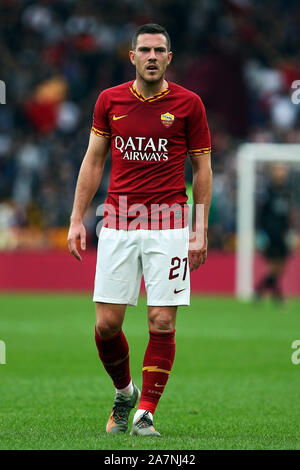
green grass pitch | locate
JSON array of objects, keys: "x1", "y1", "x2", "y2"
[{"x1": 1, "y1": 293, "x2": 300, "y2": 450}]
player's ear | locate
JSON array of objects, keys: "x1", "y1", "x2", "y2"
[
  {"x1": 129, "y1": 50, "x2": 135, "y2": 66},
  {"x1": 167, "y1": 51, "x2": 173, "y2": 65}
]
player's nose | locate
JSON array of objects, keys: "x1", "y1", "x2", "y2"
[{"x1": 148, "y1": 48, "x2": 157, "y2": 59}]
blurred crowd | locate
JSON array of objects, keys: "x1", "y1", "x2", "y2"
[{"x1": 0, "y1": 0, "x2": 300, "y2": 250}]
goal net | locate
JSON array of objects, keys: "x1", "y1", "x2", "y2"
[{"x1": 236, "y1": 143, "x2": 300, "y2": 300}]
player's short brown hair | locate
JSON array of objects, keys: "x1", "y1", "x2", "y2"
[{"x1": 132, "y1": 23, "x2": 171, "y2": 51}]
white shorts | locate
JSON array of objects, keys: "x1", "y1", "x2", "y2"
[{"x1": 93, "y1": 226, "x2": 190, "y2": 306}]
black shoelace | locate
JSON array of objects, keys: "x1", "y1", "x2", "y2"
[
  {"x1": 112, "y1": 395, "x2": 135, "y2": 421},
  {"x1": 135, "y1": 411, "x2": 153, "y2": 429}
]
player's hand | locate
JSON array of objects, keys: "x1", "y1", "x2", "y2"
[
  {"x1": 188, "y1": 231, "x2": 208, "y2": 271},
  {"x1": 67, "y1": 220, "x2": 86, "y2": 262}
]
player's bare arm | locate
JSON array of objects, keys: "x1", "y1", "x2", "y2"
[
  {"x1": 68, "y1": 132, "x2": 110, "y2": 261},
  {"x1": 189, "y1": 153, "x2": 212, "y2": 271}
]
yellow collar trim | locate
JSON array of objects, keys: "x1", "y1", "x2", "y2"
[{"x1": 130, "y1": 83, "x2": 170, "y2": 102}]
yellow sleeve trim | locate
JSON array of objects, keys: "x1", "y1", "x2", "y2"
[
  {"x1": 91, "y1": 127, "x2": 111, "y2": 139},
  {"x1": 188, "y1": 146, "x2": 211, "y2": 156}
]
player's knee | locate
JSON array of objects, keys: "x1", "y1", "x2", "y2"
[
  {"x1": 149, "y1": 310, "x2": 174, "y2": 331},
  {"x1": 96, "y1": 319, "x2": 121, "y2": 338}
]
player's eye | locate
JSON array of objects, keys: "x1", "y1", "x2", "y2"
[{"x1": 155, "y1": 48, "x2": 166, "y2": 53}]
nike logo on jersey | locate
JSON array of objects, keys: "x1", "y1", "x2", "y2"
[
  {"x1": 174, "y1": 288, "x2": 186, "y2": 294},
  {"x1": 113, "y1": 114, "x2": 128, "y2": 121},
  {"x1": 154, "y1": 383, "x2": 165, "y2": 388}
]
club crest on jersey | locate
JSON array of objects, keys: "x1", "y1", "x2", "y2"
[{"x1": 161, "y1": 112, "x2": 175, "y2": 128}]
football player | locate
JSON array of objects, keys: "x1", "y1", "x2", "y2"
[{"x1": 68, "y1": 23, "x2": 212, "y2": 437}]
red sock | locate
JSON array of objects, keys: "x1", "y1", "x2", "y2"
[
  {"x1": 139, "y1": 330, "x2": 176, "y2": 415},
  {"x1": 94, "y1": 327, "x2": 131, "y2": 390}
]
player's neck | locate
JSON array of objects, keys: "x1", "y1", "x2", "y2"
[{"x1": 133, "y1": 77, "x2": 168, "y2": 99}]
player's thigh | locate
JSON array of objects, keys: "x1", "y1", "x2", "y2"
[
  {"x1": 95, "y1": 302, "x2": 126, "y2": 337},
  {"x1": 93, "y1": 227, "x2": 142, "y2": 306},
  {"x1": 147, "y1": 305, "x2": 177, "y2": 332},
  {"x1": 142, "y1": 227, "x2": 190, "y2": 306}
]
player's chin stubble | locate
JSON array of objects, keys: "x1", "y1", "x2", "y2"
[{"x1": 140, "y1": 69, "x2": 165, "y2": 84}]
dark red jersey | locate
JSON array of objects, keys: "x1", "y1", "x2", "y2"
[{"x1": 92, "y1": 80, "x2": 211, "y2": 229}]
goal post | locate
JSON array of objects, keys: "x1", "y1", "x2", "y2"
[{"x1": 236, "y1": 143, "x2": 300, "y2": 300}]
